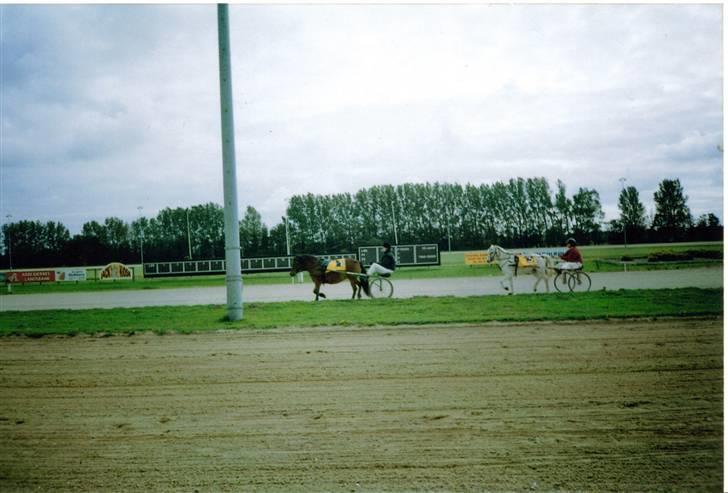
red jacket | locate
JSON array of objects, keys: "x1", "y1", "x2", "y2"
[{"x1": 560, "y1": 246, "x2": 583, "y2": 263}]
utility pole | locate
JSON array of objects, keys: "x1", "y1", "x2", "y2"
[
  {"x1": 619, "y1": 177, "x2": 627, "y2": 248},
  {"x1": 391, "y1": 201, "x2": 398, "y2": 245},
  {"x1": 186, "y1": 208, "x2": 193, "y2": 260},
  {"x1": 4, "y1": 214, "x2": 12, "y2": 270},
  {"x1": 217, "y1": 3, "x2": 243, "y2": 321},
  {"x1": 284, "y1": 216, "x2": 291, "y2": 256},
  {"x1": 137, "y1": 206, "x2": 144, "y2": 267}
]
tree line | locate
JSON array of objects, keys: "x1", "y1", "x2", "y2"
[{"x1": 1, "y1": 177, "x2": 721, "y2": 269}]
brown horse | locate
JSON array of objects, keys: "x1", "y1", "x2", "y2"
[{"x1": 290, "y1": 255, "x2": 367, "y2": 301}]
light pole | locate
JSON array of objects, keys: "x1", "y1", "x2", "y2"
[
  {"x1": 4, "y1": 214, "x2": 12, "y2": 270},
  {"x1": 186, "y1": 208, "x2": 193, "y2": 260},
  {"x1": 619, "y1": 177, "x2": 627, "y2": 248},
  {"x1": 284, "y1": 216, "x2": 291, "y2": 256},
  {"x1": 391, "y1": 201, "x2": 399, "y2": 245},
  {"x1": 218, "y1": 3, "x2": 243, "y2": 321},
  {"x1": 137, "y1": 206, "x2": 144, "y2": 267}
]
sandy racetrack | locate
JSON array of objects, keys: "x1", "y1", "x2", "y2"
[{"x1": 0, "y1": 318, "x2": 722, "y2": 492}]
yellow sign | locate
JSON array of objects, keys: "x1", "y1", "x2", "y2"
[
  {"x1": 100, "y1": 262, "x2": 133, "y2": 281},
  {"x1": 464, "y1": 252, "x2": 488, "y2": 265}
]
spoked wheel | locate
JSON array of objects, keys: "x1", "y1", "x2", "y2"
[
  {"x1": 568, "y1": 271, "x2": 592, "y2": 293},
  {"x1": 553, "y1": 271, "x2": 570, "y2": 293},
  {"x1": 368, "y1": 277, "x2": 394, "y2": 298}
]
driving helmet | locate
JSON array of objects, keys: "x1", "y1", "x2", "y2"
[{"x1": 566, "y1": 238, "x2": 577, "y2": 247}]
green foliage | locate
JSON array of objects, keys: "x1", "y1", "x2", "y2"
[
  {"x1": 647, "y1": 251, "x2": 694, "y2": 262},
  {"x1": 652, "y1": 179, "x2": 693, "y2": 241},
  {"x1": 0, "y1": 288, "x2": 721, "y2": 337}
]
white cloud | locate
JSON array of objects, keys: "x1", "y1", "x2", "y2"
[{"x1": 0, "y1": 3, "x2": 722, "y2": 233}]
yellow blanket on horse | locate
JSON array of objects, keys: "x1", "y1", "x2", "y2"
[
  {"x1": 326, "y1": 259, "x2": 348, "y2": 272},
  {"x1": 516, "y1": 254, "x2": 539, "y2": 268}
]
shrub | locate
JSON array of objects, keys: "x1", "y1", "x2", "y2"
[
  {"x1": 684, "y1": 249, "x2": 722, "y2": 260},
  {"x1": 647, "y1": 251, "x2": 693, "y2": 262}
]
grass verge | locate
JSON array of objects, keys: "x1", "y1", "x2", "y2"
[{"x1": 0, "y1": 288, "x2": 721, "y2": 337}]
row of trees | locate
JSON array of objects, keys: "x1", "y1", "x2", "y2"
[{"x1": 0, "y1": 177, "x2": 721, "y2": 269}]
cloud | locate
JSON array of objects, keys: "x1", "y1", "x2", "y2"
[{"x1": 0, "y1": 4, "x2": 722, "y2": 234}]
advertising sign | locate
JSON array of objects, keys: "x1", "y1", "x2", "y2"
[
  {"x1": 100, "y1": 262, "x2": 134, "y2": 281},
  {"x1": 6, "y1": 270, "x2": 56, "y2": 283},
  {"x1": 464, "y1": 252, "x2": 488, "y2": 265},
  {"x1": 56, "y1": 268, "x2": 87, "y2": 282},
  {"x1": 358, "y1": 244, "x2": 440, "y2": 267}
]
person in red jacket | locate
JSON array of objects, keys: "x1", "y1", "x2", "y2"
[{"x1": 557, "y1": 238, "x2": 583, "y2": 270}]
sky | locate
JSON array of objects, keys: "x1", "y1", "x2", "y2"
[{"x1": 0, "y1": 3, "x2": 723, "y2": 234}]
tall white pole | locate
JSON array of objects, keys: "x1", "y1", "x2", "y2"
[
  {"x1": 186, "y1": 208, "x2": 193, "y2": 259},
  {"x1": 137, "y1": 206, "x2": 144, "y2": 267},
  {"x1": 217, "y1": 4, "x2": 243, "y2": 321},
  {"x1": 5, "y1": 214, "x2": 12, "y2": 270},
  {"x1": 391, "y1": 201, "x2": 398, "y2": 245},
  {"x1": 284, "y1": 216, "x2": 291, "y2": 256},
  {"x1": 619, "y1": 177, "x2": 627, "y2": 249}
]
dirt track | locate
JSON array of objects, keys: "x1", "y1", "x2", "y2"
[{"x1": 0, "y1": 318, "x2": 722, "y2": 492}]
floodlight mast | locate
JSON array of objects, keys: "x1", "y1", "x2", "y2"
[{"x1": 217, "y1": 3, "x2": 243, "y2": 321}]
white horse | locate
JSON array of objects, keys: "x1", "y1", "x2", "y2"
[{"x1": 487, "y1": 244, "x2": 556, "y2": 295}]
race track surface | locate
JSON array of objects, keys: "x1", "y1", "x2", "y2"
[
  {"x1": 0, "y1": 267, "x2": 723, "y2": 311},
  {"x1": 0, "y1": 318, "x2": 721, "y2": 492}
]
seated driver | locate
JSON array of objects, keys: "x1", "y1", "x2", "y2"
[
  {"x1": 361, "y1": 242, "x2": 396, "y2": 297},
  {"x1": 557, "y1": 238, "x2": 583, "y2": 271},
  {"x1": 367, "y1": 242, "x2": 396, "y2": 277}
]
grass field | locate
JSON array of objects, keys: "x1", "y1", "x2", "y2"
[
  {"x1": 0, "y1": 287, "x2": 721, "y2": 336},
  {"x1": 0, "y1": 241, "x2": 722, "y2": 295}
]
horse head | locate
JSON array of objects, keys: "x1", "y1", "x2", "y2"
[
  {"x1": 487, "y1": 244, "x2": 500, "y2": 263},
  {"x1": 290, "y1": 255, "x2": 305, "y2": 276}
]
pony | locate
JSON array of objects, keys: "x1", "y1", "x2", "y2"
[
  {"x1": 290, "y1": 255, "x2": 367, "y2": 301},
  {"x1": 487, "y1": 244, "x2": 556, "y2": 295}
]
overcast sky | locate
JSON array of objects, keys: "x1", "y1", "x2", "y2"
[{"x1": 0, "y1": 3, "x2": 723, "y2": 234}]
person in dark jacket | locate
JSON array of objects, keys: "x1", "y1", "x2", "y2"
[
  {"x1": 360, "y1": 242, "x2": 396, "y2": 296},
  {"x1": 366, "y1": 242, "x2": 396, "y2": 277}
]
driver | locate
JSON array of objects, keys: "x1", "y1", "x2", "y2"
[
  {"x1": 557, "y1": 238, "x2": 583, "y2": 271},
  {"x1": 361, "y1": 242, "x2": 396, "y2": 296}
]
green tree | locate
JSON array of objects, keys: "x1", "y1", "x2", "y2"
[
  {"x1": 652, "y1": 179, "x2": 692, "y2": 241},
  {"x1": 618, "y1": 186, "x2": 647, "y2": 243},
  {"x1": 571, "y1": 188, "x2": 605, "y2": 245}
]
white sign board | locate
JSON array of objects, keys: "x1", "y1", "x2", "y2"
[{"x1": 55, "y1": 268, "x2": 87, "y2": 282}]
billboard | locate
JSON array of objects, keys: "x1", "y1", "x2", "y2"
[
  {"x1": 100, "y1": 262, "x2": 134, "y2": 281},
  {"x1": 358, "y1": 244, "x2": 440, "y2": 267},
  {"x1": 56, "y1": 268, "x2": 87, "y2": 282},
  {"x1": 6, "y1": 270, "x2": 56, "y2": 283}
]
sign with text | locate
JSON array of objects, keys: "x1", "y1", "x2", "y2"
[
  {"x1": 100, "y1": 262, "x2": 133, "y2": 281},
  {"x1": 464, "y1": 252, "x2": 488, "y2": 265},
  {"x1": 6, "y1": 270, "x2": 56, "y2": 283},
  {"x1": 358, "y1": 244, "x2": 440, "y2": 267},
  {"x1": 56, "y1": 268, "x2": 87, "y2": 282}
]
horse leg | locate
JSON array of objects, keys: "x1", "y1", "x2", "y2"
[
  {"x1": 349, "y1": 277, "x2": 360, "y2": 300},
  {"x1": 532, "y1": 270, "x2": 542, "y2": 292},
  {"x1": 313, "y1": 280, "x2": 326, "y2": 301},
  {"x1": 500, "y1": 272, "x2": 514, "y2": 295}
]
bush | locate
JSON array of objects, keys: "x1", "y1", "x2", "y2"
[
  {"x1": 620, "y1": 256, "x2": 634, "y2": 262},
  {"x1": 684, "y1": 249, "x2": 722, "y2": 260},
  {"x1": 647, "y1": 251, "x2": 693, "y2": 262}
]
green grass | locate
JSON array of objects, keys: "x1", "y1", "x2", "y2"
[
  {"x1": 0, "y1": 288, "x2": 721, "y2": 337},
  {"x1": 1, "y1": 241, "x2": 722, "y2": 295}
]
